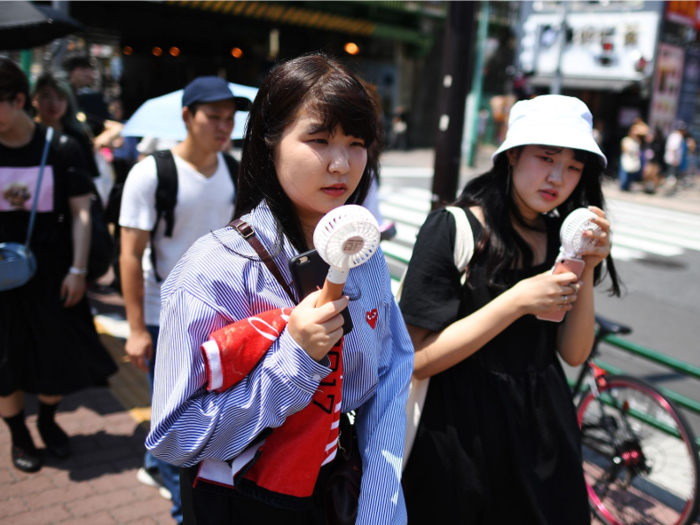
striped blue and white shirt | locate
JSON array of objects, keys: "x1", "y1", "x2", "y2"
[{"x1": 146, "y1": 200, "x2": 414, "y2": 525}]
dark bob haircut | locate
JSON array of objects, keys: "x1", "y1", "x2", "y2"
[
  {"x1": 0, "y1": 57, "x2": 30, "y2": 111},
  {"x1": 235, "y1": 53, "x2": 381, "y2": 254}
]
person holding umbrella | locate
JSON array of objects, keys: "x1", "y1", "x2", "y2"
[{"x1": 118, "y1": 76, "x2": 247, "y2": 524}]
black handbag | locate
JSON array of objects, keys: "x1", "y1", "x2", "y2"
[{"x1": 324, "y1": 413, "x2": 362, "y2": 525}]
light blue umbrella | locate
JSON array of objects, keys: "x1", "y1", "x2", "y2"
[{"x1": 120, "y1": 82, "x2": 258, "y2": 141}]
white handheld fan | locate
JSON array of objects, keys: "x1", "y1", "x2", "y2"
[
  {"x1": 537, "y1": 207, "x2": 600, "y2": 322},
  {"x1": 558, "y1": 207, "x2": 600, "y2": 260},
  {"x1": 313, "y1": 205, "x2": 380, "y2": 306}
]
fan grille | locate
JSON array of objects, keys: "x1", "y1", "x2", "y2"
[
  {"x1": 314, "y1": 206, "x2": 380, "y2": 269},
  {"x1": 560, "y1": 208, "x2": 600, "y2": 254}
]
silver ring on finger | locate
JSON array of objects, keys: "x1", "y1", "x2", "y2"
[{"x1": 564, "y1": 295, "x2": 568, "y2": 304}]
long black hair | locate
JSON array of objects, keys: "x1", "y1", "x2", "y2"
[
  {"x1": 454, "y1": 147, "x2": 621, "y2": 296},
  {"x1": 235, "y1": 53, "x2": 381, "y2": 253}
]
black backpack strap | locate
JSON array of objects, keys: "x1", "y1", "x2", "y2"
[
  {"x1": 221, "y1": 153, "x2": 239, "y2": 195},
  {"x1": 151, "y1": 150, "x2": 178, "y2": 282}
]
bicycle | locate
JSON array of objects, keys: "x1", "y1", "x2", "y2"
[{"x1": 571, "y1": 315, "x2": 700, "y2": 525}]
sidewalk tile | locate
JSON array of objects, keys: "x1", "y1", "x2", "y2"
[
  {"x1": 58, "y1": 511, "x2": 118, "y2": 525},
  {"x1": 131, "y1": 483, "x2": 164, "y2": 501},
  {"x1": 0, "y1": 496, "x2": 29, "y2": 520},
  {"x1": 152, "y1": 511, "x2": 174, "y2": 524},
  {"x1": 0, "y1": 467, "x2": 16, "y2": 485},
  {"x1": 23, "y1": 482, "x2": 97, "y2": 510},
  {"x1": 74, "y1": 443, "x2": 136, "y2": 469},
  {"x1": 67, "y1": 487, "x2": 139, "y2": 517},
  {"x1": 111, "y1": 498, "x2": 171, "y2": 523},
  {"x1": 123, "y1": 518, "x2": 157, "y2": 525},
  {"x1": 90, "y1": 469, "x2": 143, "y2": 494},
  {"x1": 9, "y1": 503, "x2": 71, "y2": 525},
  {"x1": 2, "y1": 474, "x2": 56, "y2": 498}
]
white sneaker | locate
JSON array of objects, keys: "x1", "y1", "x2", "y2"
[
  {"x1": 158, "y1": 486, "x2": 173, "y2": 501},
  {"x1": 137, "y1": 467, "x2": 172, "y2": 500}
]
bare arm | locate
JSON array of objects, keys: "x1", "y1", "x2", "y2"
[
  {"x1": 61, "y1": 194, "x2": 91, "y2": 308},
  {"x1": 409, "y1": 270, "x2": 581, "y2": 379},
  {"x1": 120, "y1": 226, "x2": 152, "y2": 371},
  {"x1": 408, "y1": 291, "x2": 521, "y2": 380}
]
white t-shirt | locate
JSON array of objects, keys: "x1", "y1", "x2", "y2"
[{"x1": 119, "y1": 152, "x2": 235, "y2": 326}]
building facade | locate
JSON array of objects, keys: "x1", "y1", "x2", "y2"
[{"x1": 515, "y1": 1, "x2": 665, "y2": 169}]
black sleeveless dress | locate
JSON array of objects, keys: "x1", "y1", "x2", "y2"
[{"x1": 399, "y1": 208, "x2": 589, "y2": 525}]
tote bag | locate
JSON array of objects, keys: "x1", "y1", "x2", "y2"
[{"x1": 398, "y1": 206, "x2": 474, "y2": 470}]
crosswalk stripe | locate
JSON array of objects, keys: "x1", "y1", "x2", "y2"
[
  {"x1": 380, "y1": 192, "x2": 432, "y2": 213},
  {"x1": 391, "y1": 223, "x2": 419, "y2": 245},
  {"x1": 611, "y1": 245, "x2": 648, "y2": 261},
  {"x1": 608, "y1": 199, "x2": 700, "y2": 228},
  {"x1": 379, "y1": 203, "x2": 428, "y2": 227},
  {"x1": 380, "y1": 167, "x2": 433, "y2": 179},
  {"x1": 607, "y1": 211, "x2": 700, "y2": 242},
  {"x1": 381, "y1": 241, "x2": 413, "y2": 265},
  {"x1": 380, "y1": 185, "x2": 432, "y2": 200},
  {"x1": 611, "y1": 234, "x2": 684, "y2": 257},
  {"x1": 613, "y1": 225, "x2": 700, "y2": 252},
  {"x1": 377, "y1": 189, "x2": 700, "y2": 267}
]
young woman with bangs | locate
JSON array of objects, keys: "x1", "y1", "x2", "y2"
[
  {"x1": 145, "y1": 54, "x2": 413, "y2": 525},
  {"x1": 399, "y1": 95, "x2": 621, "y2": 524}
]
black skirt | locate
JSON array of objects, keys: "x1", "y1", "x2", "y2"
[{"x1": 0, "y1": 261, "x2": 117, "y2": 397}]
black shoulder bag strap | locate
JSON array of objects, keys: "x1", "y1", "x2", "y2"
[
  {"x1": 229, "y1": 218, "x2": 296, "y2": 304},
  {"x1": 151, "y1": 150, "x2": 178, "y2": 282}
]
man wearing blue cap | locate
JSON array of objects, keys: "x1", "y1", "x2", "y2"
[{"x1": 118, "y1": 76, "x2": 248, "y2": 523}]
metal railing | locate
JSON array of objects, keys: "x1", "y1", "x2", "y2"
[
  {"x1": 387, "y1": 257, "x2": 700, "y2": 448},
  {"x1": 595, "y1": 337, "x2": 700, "y2": 449}
]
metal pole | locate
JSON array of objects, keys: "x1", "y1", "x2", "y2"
[
  {"x1": 431, "y1": 1, "x2": 477, "y2": 209},
  {"x1": 466, "y1": 1, "x2": 490, "y2": 167},
  {"x1": 551, "y1": 0, "x2": 569, "y2": 95}
]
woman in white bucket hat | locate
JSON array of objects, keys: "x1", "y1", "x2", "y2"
[{"x1": 400, "y1": 95, "x2": 621, "y2": 523}]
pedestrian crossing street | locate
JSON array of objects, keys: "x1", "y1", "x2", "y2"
[{"x1": 378, "y1": 184, "x2": 700, "y2": 287}]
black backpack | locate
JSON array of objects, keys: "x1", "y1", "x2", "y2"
[
  {"x1": 150, "y1": 150, "x2": 238, "y2": 281},
  {"x1": 107, "y1": 150, "x2": 239, "y2": 288}
]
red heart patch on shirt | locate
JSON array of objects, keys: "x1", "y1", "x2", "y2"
[{"x1": 366, "y1": 309, "x2": 378, "y2": 329}]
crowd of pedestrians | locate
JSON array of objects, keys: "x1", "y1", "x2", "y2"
[
  {"x1": 617, "y1": 117, "x2": 698, "y2": 195},
  {"x1": 0, "y1": 50, "x2": 631, "y2": 525}
]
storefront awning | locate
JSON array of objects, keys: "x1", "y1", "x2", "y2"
[
  {"x1": 527, "y1": 75, "x2": 637, "y2": 92},
  {"x1": 165, "y1": 0, "x2": 434, "y2": 46}
]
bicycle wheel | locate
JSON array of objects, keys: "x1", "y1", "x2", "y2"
[{"x1": 577, "y1": 375, "x2": 700, "y2": 525}]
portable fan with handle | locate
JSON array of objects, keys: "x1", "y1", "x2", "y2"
[
  {"x1": 558, "y1": 207, "x2": 600, "y2": 260},
  {"x1": 313, "y1": 205, "x2": 381, "y2": 307},
  {"x1": 537, "y1": 207, "x2": 600, "y2": 322}
]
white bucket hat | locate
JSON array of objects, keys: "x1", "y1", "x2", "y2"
[{"x1": 492, "y1": 95, "x2": 607, "y2": 168}]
